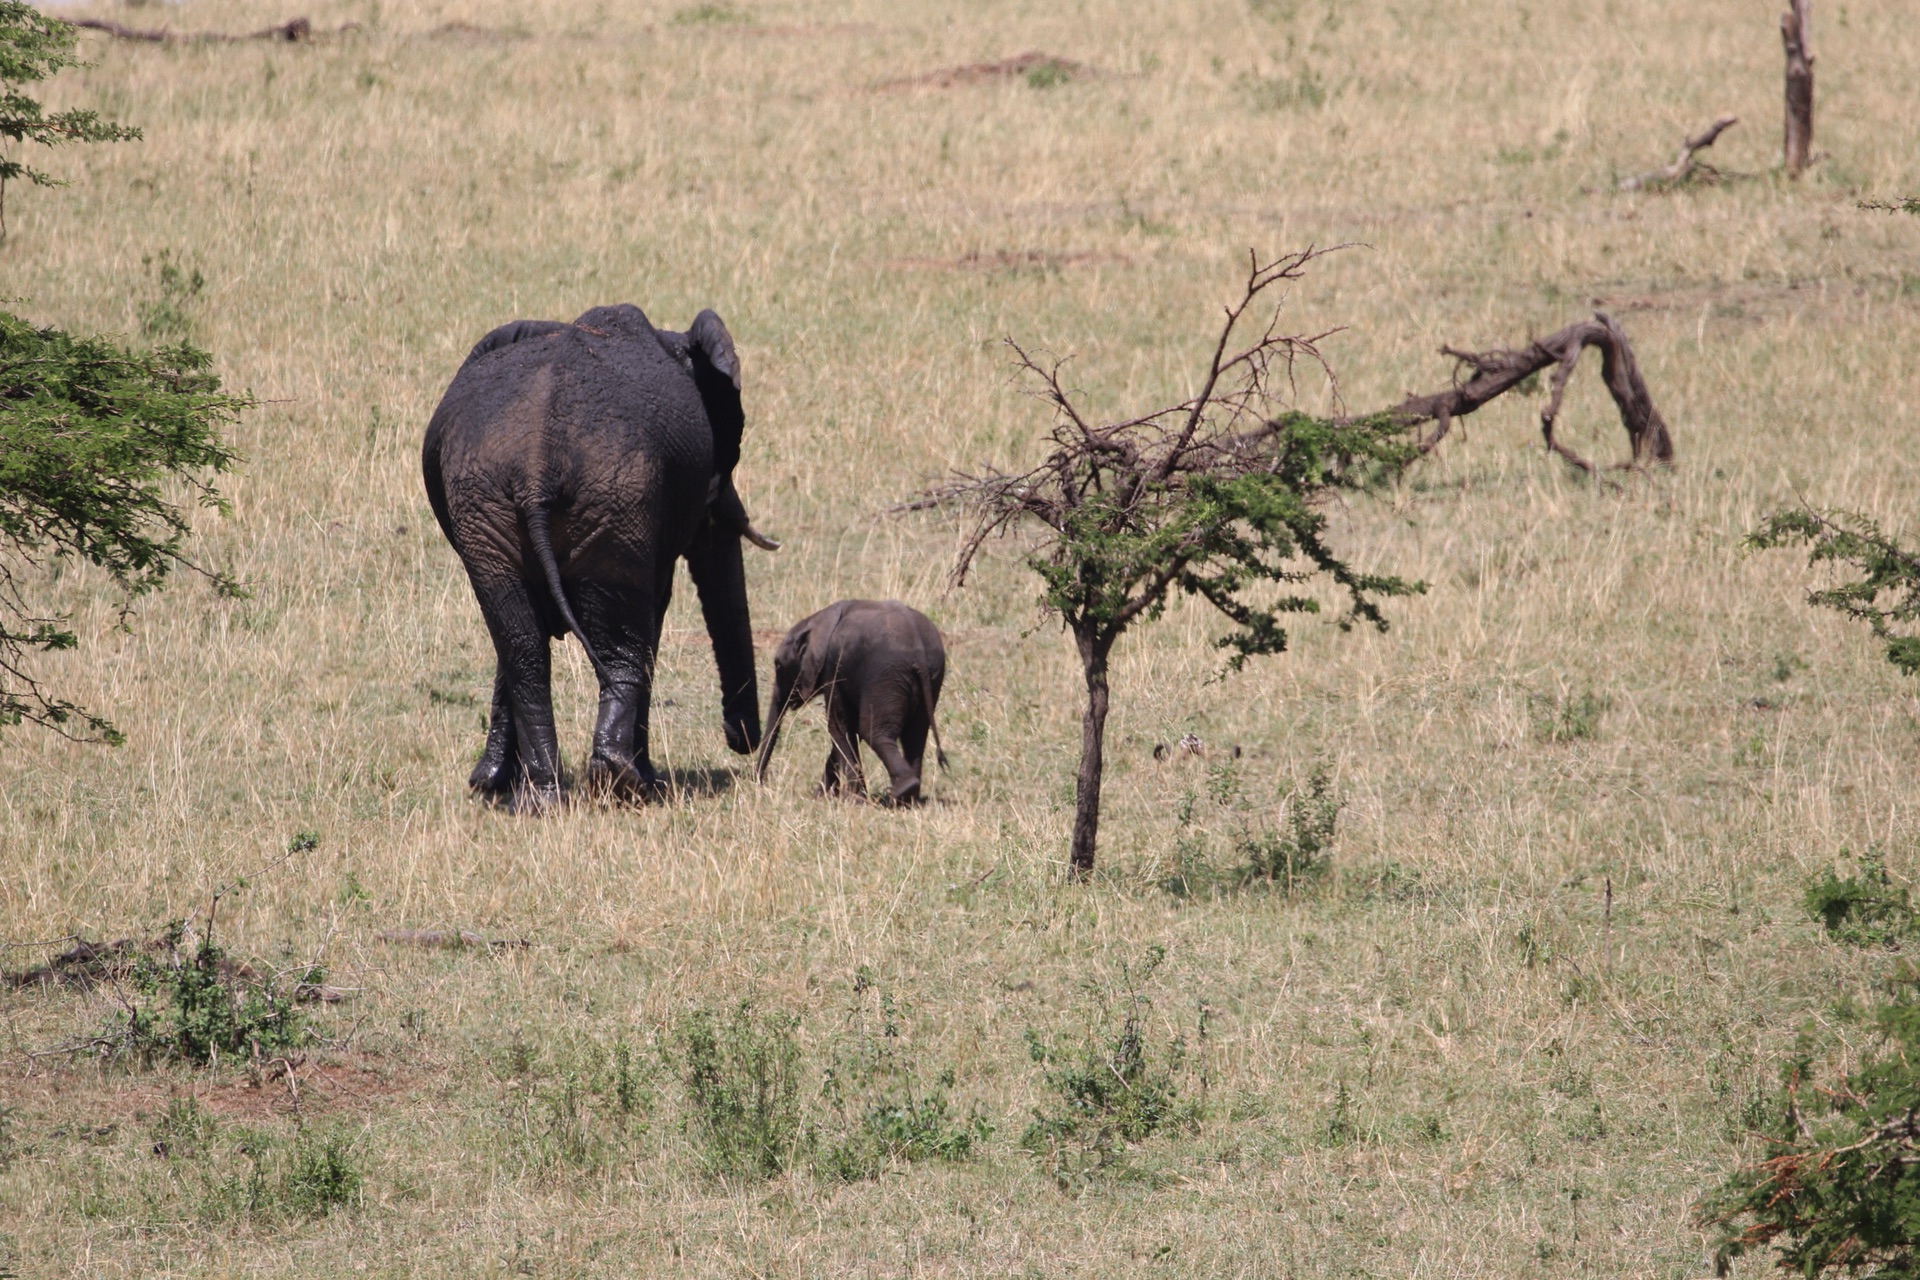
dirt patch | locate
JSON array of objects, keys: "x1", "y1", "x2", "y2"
[
  {"x1": 874, "y1": 51, "x2": 1087, "y2": 92},
  {"x1": 885, "y1": 248, "x2": 1130, "y2": 273},
  {"x1": 426, "y1": 21, "x2": 529, "y2": 43},
  {"x1": 8, "y1": 1056, "x2": 435, "y2": 1128}
]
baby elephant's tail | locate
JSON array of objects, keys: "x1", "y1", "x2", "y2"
[{"x1": 917, "y1": 664, "x2": 949, "y2": 771}]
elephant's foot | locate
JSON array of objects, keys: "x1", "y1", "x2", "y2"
[
  {"x1": 586, "y1": 754, "x2": 666, "y2": 804},
  {"x1": 469, "y1": 754, "x2": 518, "y2": 797},
  {"x1": 883, "y1": 779, "x2": 924, "y2": 807},
  {"x1": 505, "y1": 779, "x2": 565, "y2": 815}
]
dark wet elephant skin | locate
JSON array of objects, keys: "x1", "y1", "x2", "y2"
[
  {"x1": 757, "y1": 600, "x2": 950, "y2": 805},
  {"x1": 422, "y1": 304, "x2": 766, "y2": 810}
]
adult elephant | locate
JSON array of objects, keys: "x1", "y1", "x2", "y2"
[{"x1": 422, "y1": 303, "x2": 778, "y2": 809}]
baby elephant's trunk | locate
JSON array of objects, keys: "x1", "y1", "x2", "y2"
[{"x1": 755, "y1": 673, "x2": 794, "y2": 781}]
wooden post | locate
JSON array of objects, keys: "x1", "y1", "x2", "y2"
[{"x1": 1781, "y1": 0, "x2": 1814, "y2": 178}]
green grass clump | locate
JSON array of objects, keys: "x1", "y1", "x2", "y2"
[
  {"x1": 1021, "y1": 946, "x2": 1204, "y2": 1188},
  {"x1": 674, "y1": 1002, "x2": 805, "y2": 1180},
  {"x1": 815, "y1": 972, "x2": 990, "y2": 1182}
]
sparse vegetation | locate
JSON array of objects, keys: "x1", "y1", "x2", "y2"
[
  {"x1": 1, "y1": 0, "x2": 1917, "y2": 1273},
  {"x1": 673, "y1": 1002, "x2": 806, "y2": 1180}
]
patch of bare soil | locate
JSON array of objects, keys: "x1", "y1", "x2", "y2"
[
  {"x1": 873, "y1": 51, "x2": 1087, "y2": 92},
  {"x1": 885, "y1": 248, "x2": 1130, "y2": 273}
]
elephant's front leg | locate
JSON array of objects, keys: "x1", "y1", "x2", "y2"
[{"x1": 467, "y1": 668, "x2": 520, "y2": 799}]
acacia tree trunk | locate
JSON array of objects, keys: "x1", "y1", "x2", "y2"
[
  {"x1": 1781, "y1": 0, "x2": 1814, "y2": 178},
  {"x1": 1069, "y1": 630, "x2": 1113, "y2": 880}
]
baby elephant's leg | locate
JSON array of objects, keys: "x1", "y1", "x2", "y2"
[
  {"x1": 869, "y1": 731, "x2": 922, "y2": 805},
  {"x1": 820, "y1": 692, "x2": 867, "y2": 799}
]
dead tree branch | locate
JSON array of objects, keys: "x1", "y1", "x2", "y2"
[
  {"x1": 1619, "y1": 115, "x2": 1739, "y2": 191},
  {"x1": 1374, "y1": 312, "x2": 1674, "y2": 472},
  {"x1": 1781, "y1": 0, "x2": 1814, "y2": 178}
]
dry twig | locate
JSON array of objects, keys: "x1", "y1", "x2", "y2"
[{"x1": 1619, "y1": 115, "x2": 1739, "y2": 191}]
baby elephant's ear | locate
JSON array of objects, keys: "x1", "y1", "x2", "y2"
[{"x1": 688, "y1": 309, "x2": 743, "y2": 476}]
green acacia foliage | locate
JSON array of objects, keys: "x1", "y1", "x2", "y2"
[
  {"x1": 0, "y1": 313, "x2": 247, "y2": 740},
  {"x1": 0, "y1": 2, "x2": 140, "y2": 235},
  {"x1": 1748, "y1": 510, "x2": 1920, "y2": 677},
  {"x1": 1031, "y1": 411, "x2": 1422, "y2": 672},
  {"x1": 1703, "y1": 989, "x2": 1920, "y2": 1277}
]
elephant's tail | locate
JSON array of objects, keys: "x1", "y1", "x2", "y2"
[
  {"x1": 917, "y1": 664, "x2": 949, "y2": 771},
  {"x1": 526, "y1": 503, "x2": 606, "y2": 680}
]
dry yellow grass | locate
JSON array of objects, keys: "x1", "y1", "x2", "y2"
[{"x1": 1, "y1": 0, "x2": 1918, "y2": 1274}]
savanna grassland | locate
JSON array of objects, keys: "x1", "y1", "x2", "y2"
[{"x1": 2, "y1": 0, "x2": 1918, "y2": 1274}]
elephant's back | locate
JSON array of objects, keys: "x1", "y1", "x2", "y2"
[{"x1": 423, "y1": 313, "x2": 713, "y2": 571}]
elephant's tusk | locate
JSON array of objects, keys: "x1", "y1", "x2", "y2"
[{"x1": 743, "y1": 523, "x2": 782, "y2": 551}]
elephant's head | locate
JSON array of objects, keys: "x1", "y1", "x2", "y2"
[
  {"x1": 678, "y1": 309, "x2": 777, "y2": 756},
  {"x1": 755, "y1": 603, "x2": 846, "y2": 780}
]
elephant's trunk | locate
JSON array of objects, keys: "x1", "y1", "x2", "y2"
[
  {"x1": 685, "y1": 520, "x2": 760, "y2": 756},
  {"x1": 755, "y1": 675, "x2": 792, "y2": 781}
]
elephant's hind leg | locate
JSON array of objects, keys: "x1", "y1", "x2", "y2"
[
  {"x1": 468, "y1": 668, "x2": 520, "y2": 801},
  {"x1": 472, "y1": 574, "x2": 563, "y2": 812},
  {"x1": 869, "y1": 731, "x2": 922, "y2": 806}
]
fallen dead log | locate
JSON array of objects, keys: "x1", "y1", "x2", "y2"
[
  {"x1": 376, "y1": 928, "x2": 529, "y2": 950},
  {"x1": 1619, "y1": 115, "x2": 1739, "y2": 191},
  {"x1": 1379, "y1": 312, "x2": 1673, "y2": 472},
  {"x1": 69, "y1": 17, "x2": 357, "y2": 44}
]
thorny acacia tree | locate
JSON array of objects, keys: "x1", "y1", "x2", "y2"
[
  {"x1": 0, "y1": 2, "x2": 139, "y2": 238},
  {"x1": 912, "y1": 249, "x2": 1423, "y2": 876},
  {"x1": 0, "y1": 315, "x2": 248, "y2": 741}
]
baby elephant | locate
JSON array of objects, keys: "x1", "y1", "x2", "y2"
[{"x1": 756, "y1": 600, "x2": 948, "y2": 804}]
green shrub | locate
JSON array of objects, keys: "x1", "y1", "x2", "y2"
[
  {"x1": 121, "y1": 922, "x2": 309, "y2": 1067},
  {"x1": 1701, "y1": 988, "x2": 1920, "y2": 1276},
  {"x1": 814, "y1": 972, "x2": 990, "y2": 1182},
  {"x1": 674, "y1": 1003, "x2": 804, "y2": 1180},
  {"x1": 1240, "y1": 765, "x2": 1341, "y2": 892},
  {"x1": 281, "y1": 1128, "x2": 362, "y2": 1215},
  {"x1": 1021, "y1": 945, "x2": 1203, "y2": 1188},
  {"x1": 1805, "y1": 851, "x2": 1918, "y2": 947}
]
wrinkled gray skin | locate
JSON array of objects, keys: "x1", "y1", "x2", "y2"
[
  {"x1": 756, "y1": 600, "x2": 949, "y2": 804},
  {"x1": 422, "y1": 304, "x2": 773, "y2": 810}
]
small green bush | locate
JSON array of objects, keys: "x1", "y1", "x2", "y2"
[
  {"x1": 281, "y1": 1128, "x2": 362, "y2": 1215},
  {"x1": 123, "y1": 923, "x2": 309, "y2": 1067},
  {"x1": 148, "y1": 1102, "x2": 364, "y2": 1221},
  {"x1": 1021, "y1": 946, "x2": 1203, "y2": 1188},
  {"x1": 1805, "y1": 851, "x2": 1918, "y2": 947},
  {"x1": 1240, "y1": 765, "x2": 1341, "y2": 892},
  {"x1": 1701, "y1": 988, "x2": 1920, "y2": 1276},
  {"x1": 675, "y1": 1003, "x2": 804, "y2": 1180},
  {"x1": 1531, "y1": 687, "x2": 1609, "y2": 743}
]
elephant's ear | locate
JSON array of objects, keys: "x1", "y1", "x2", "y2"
[
  {"x1": 796, "y1": 605, "x2": 846, "y2": 695},
  {"x1": 688, "y1": 309, "x2": 744, "y2": 478}
]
